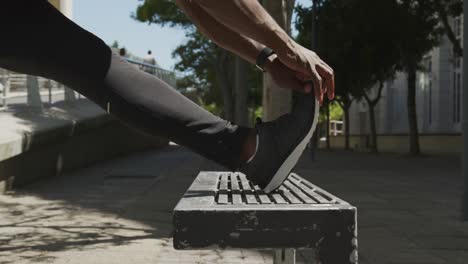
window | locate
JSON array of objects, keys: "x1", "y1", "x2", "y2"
[
  {"x1": 428, "y1": 79, "x2": 432, "y2": 124},
  {"x1": 452, "y1": 16, "x2": 463, "y2": 125},
  {"x1": 453, "y1": 72, "x2": 456, "y2": 123},
  {"x1": 457, "y1": 73, "x2": 461, "y2": 123},
  {"x1": 453, "y1": 72, "x2": 462, "y2": 124},
  {"x1": 423, "y1": 58, "x2": 433, "y2": 125}
]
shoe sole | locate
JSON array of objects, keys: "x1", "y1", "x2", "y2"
[{"x1": 263, "y1": 99, "x2": 320, "y2": 193}]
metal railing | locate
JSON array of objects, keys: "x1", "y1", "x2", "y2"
[
  {"x1": 0, "y1": 70, "x2": 65, "y2": 110},
  {"x1": 0, "y1": 58, "x2": 178, "y2": 110},
  {"x1": 125, "y1": 58, "x2": 178, "y2": 89},
  {"x1": 330, "y1": 120, "x2": 344, "y2": 136}
]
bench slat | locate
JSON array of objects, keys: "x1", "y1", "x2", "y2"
[
  {"x1": 253, "y1": 185, "x2": 273, "y2": 204},
  {"x1": 279, "y1": 186, "x2": 302, "y2": 204},
  {"x1": 270, "y1": 193, "x2": 288, "y2": 204},
  {"x1": 238, "y1": 174, "x2": 258, "y2": 204},
  {"x1": 217, "y1": 173, "x2": 229, "y2": 204},
  {"x1": 231, "y1": 173, "x2": 243, "y2": 205},
  {"x1": 289, "y1": 176, "x2": 330, "y2": 204},
  {"x1": 284, "y1": 180, "x2": 316, "y2": 204}
]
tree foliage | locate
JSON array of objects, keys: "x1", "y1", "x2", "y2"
[
  {"x1": 134, "y1": 0, "x2": 218, "y2": 101},
  {"x1": 431, "y1": 0, "x2": 463, "y2": 56},
  {"x1": 395, "y1": 0, "x2": 443, "y2": 71},
  {"x1": 134, "y1": 0, "x2": 191, "y2": 28}
]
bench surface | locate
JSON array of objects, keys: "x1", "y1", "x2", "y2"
[{"x1": 173, "y1": 171, "x2": 358, "y2": 263}]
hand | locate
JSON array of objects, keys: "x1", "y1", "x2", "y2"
[
  {"x1": 276, "y1": 42, "x2": 335, "y2": 105},
  {"x1": 264, "y1": 55, "x2": 314, "y2": 94}
]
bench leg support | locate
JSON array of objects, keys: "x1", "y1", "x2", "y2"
[{"x1": 273, "y1": 248, "x2": 295, "y2": 264}]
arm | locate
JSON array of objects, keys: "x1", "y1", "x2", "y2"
[
  {"x1": 175, "y1": 0, "x2": 310, "y2": 93},
  {"x1": 192, "y1": 0, "x2": 335, "y2": 103},
  {"x1": 192, "y1": 0, "x2": 294, "y2": 57},
  {"x1": 175, "y1": 0, "x2": 263, "y2": 65}
]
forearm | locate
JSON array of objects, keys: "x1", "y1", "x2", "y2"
[
  {"x1": 175, "y1": 0, "x2": 264, "y2": 64},
  {"x1": 192, "y1": 0, "x2": 296, "y2": 55}
]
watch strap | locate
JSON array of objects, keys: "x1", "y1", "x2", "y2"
[{"x1": 256, "y1": 47, "x2": 275, "y2": 72}]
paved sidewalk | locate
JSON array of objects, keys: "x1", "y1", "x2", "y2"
[
  {"x1": 296, "y1": 150, "x2": 468, "y2": 264},
  {"x1": 0, "y1": 145, "x2": 467, "y2": 263}
]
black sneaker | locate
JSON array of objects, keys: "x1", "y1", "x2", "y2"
[{"x1": 238, "y1": 92, "x2": 319, "y2": 193}]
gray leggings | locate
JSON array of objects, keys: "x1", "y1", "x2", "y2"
[{"x1": 0, "y1": 1, "x2": 250, "y2": 170}]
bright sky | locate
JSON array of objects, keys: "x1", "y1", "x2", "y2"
[{"x1": 73, "y1": 0, "x2": 312, "y2": 71}]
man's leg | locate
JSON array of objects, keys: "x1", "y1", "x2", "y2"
[{"x1": 0, "y1": 1, "x2": 253, "y2": 170}]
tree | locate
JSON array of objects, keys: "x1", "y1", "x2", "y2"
[
  {"x1": 313, "y1": 0, "x2": 401, "y2": 153},
  {"x1": 336, "y1": 94, "x2": 354, "y2": 149},
  {"x1": 111, "y1": 40, "x2": 120, "y2": 49},
  {"x1": 362, "y1": 83, "x2": 385, "y2": 152},
  {"x1": 169, "y1": 30, "x2": 222, "y2": 109},
  {"x1": 354, "y1": 0, "x2": 401, "y2": 153},
  {"x1": 396, "y1": 0, "x2": 443, "y2": 155}
]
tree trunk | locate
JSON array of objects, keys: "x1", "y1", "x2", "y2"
[
  {"x1": 337, "y1": 97, "x2": 352, "y2": 151},
  {"x1": 261, "y1": 0, "x2": 295, "y2": 121},
  {"x1": 215, "y1": 49, "x2": 234, "y2": 120},
  {"x1": 344, "y1": 104, "x2": 350, "y2": 150},
  {"x1": 336, "y1": 95, "x2": 353, "y2": 150},
  {"x1": 234, "y1": 56, "x2": 249, "y2": 126},
  {"x1": 311, "y1": 0, "x2": 317, "y2": 50},
  {"x1": 407, "y1": 65, "x2": 420, "y2": 155},
  {"x1": 326, "y1": 102, "x2": 330, "y2": 149}
]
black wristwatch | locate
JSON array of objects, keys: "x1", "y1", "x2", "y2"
[{"x1": 255, "y1": 47, "x2": 275, "y2": 72}]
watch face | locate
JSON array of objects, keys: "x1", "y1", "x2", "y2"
[{"x1": 267, "y1": 53, "x2": 278, "y2": 61}]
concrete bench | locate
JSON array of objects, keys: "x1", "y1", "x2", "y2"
[{"x1": 173, "y1": 171, "x2": 358, "y2": 264}]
